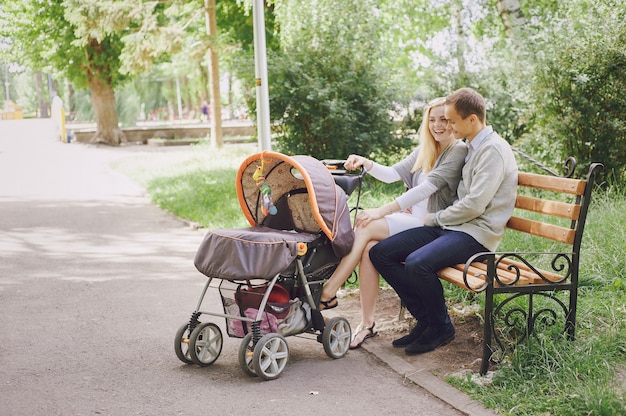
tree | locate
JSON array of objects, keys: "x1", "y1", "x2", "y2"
[
  {"x1": 0, "y1": 0, "x2": 183, "y2": 145},
  {"x1": 266, "y1": 0, "x2": 406, "y2": 160},
  {"x1": 524, "y1": 0, "x2": 626, "y2": 180}
]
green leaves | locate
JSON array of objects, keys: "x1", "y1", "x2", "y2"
[
  {"x1": 527, "y1": 0, "x2": 626, "y2": 181},
  {"x1": 267, "y1": 0, "x2": 400, "y2": 159}
]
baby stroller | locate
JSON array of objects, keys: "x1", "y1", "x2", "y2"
[{"x1": 174, "y1": 151, "x2": 356, "y2": 380}]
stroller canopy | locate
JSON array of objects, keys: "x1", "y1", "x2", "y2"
[{"x1": 236, "y1": 151, "x2": 354, "y2": 257}]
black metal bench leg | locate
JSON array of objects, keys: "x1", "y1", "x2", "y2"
[
  {"x1": 480, "y1": 286, "x2": 494, "y2": 375},
  {"x1": 566, "y1": 287, "x2": 578, "y2": 341}
]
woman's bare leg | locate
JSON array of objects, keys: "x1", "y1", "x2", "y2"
[
  {"x1": 320, "y1": 218, "x2": 390, "y2": 305},
  {"x1": 350, "y1": 241, "x2": 381, "y2": 347}
]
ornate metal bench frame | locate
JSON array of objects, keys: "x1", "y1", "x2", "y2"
[{"x1": 437, "y1": 156, "x2": 603, "y2": 375}]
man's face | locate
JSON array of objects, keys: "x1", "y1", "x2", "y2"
[{"x1": 444, "y1": 104, "x2": 475, "y2": 141}]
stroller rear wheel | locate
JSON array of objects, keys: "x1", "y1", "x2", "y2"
[
  {"x1": 189, "y1": 323, "x2": 223, "y2": 366},
  {"x1": 174, "y1": 322, "x2": 194, "y2": 364},
  {"x1": 238, "y1": 333, "x2": 257, "y2": 377},
  {"x1": 252, "y1": 333, "x2": 289, "y2": 381},
  {"x1": 322, "y1": 317, "x2": 351, "y2": 359}
]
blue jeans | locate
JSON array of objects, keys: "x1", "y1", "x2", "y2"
[{"x1": 370, "y1": 227, "x2": 488, "y2": 329}]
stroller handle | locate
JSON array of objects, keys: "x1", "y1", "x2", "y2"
[
  {"x1": 322, "y1": 159, "x2": 366, "y2": 227},
  {"x1": 321, "y1": 159, "x2": 367, "y2": 197}
]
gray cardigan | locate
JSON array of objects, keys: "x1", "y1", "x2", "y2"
[
  {"x1": 393, "y1": 140, "x2": 467, "y2": 213},
  {"x1": 425, "y1": 131, "x2": 518, "y2": 251}
]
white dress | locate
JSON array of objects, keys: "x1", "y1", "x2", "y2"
[{"x1": 384, "y1": 172, "x2": 427, "y2": 236}]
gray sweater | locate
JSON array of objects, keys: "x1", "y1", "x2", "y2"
[
  {"x1": 425, "y1": 131, "x2": 518, "y2": 251},
  {"x1": 393, "y1": 141, "x2": 468, "y2": 213}
]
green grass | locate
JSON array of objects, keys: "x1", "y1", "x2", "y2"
[{"x1": 113, "y1": 144, "x2": 626, "y2": 415}]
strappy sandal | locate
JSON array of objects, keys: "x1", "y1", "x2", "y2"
[
  {"x1": 349, "y1": 322, "x2": 377, "y2": 349},
  {"x1": 319, "y1": 295, "x2": 338, "y2": 310}
]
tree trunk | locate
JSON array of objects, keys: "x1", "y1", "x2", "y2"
[
  {"x1": 205, "y1": 0, "x2": 223, "y2": 147},
  {"x1": 496, "y1": 0, "x2": 526, "y2": 36},
  {"x1": 87, "y1": 73, "x2": 125, "y2": 146},
  {"x1": 452, "y1": 0, "x2": 467, "y2": 84},
  {"x1": 67, "y1": 83, "x2": 75, "y2": 116},
  {"x1": 34, "y1": 72, "x2": 49, "y2": 118}
]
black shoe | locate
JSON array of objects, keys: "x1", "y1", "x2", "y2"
[
  {"x1": 392, "y1": 322, "x2": 428, "y2": 347},
  {"x1": 404, "y1": 324, "x2": 455, "y2": 355}
]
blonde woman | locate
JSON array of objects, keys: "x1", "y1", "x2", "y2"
[{"x1": 318, "y1": 97, "x2": 467, "y2": 349}]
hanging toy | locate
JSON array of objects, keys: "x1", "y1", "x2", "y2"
[
  {"x1": 260, "y1": 183, "x2": 278, "y2": 216},
  {"x1": 252, "y1": 158, "x2": 277, "y2": 216}
]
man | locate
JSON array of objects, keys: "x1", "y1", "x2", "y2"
[{"x1": 369, "y1": 87, "x2": 518, "y2": 355}]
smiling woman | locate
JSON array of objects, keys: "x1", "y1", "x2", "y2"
[{"x1": 318, "y1": 97, "x2": 468, "y2": 349}]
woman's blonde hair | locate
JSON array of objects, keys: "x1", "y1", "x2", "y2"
[{"x1": 411, "y1": 97, "x2": 452, "y2": 174}]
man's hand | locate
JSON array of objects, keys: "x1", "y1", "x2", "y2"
[{"x1": 355, "y1": 208, "x2": 384, "y2": 228}]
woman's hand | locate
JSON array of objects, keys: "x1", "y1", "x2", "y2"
[{"x1": 344, "y1": 154, "x2": 369, "y2": 171}]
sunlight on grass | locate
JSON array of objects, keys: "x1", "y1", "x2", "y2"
[{"x1": 112, "y1": 141, "x2": 256, "y2": 228}]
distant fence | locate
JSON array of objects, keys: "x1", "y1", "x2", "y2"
[{"x1": 70, "y1": 123, "x2": 255, "y2": 144}]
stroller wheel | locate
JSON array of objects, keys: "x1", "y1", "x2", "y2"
[
  {"x1": 174, "y1": 322, "x2": 193, "y2": 364},
  {"x1": 189, "y1": 323, "x2": 223, "y2": 366},
  {"x1": 322, "y1": 317, "x2": 351, "y2": 359},
  {"x1": 238, "y1": 333, "x2": 257, "y2": 377},
  {"x1": 252, "y1": 333, "x2": 290, "y2": 381}
]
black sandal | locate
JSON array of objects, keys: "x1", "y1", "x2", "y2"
[
  {"x1": 350, "y1": 322, "x2": 377, "y2": 349},
  {"x1": 319, "y1": 295, "x2": 338, "y2": 310}
]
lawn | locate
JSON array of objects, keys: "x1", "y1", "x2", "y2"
[{"x1": 113, "y1": 141, "x2": 626, "y2": 415}]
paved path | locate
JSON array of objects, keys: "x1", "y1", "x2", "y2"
[{"x1": 0, "y1": 119, "x2": 481, "y2": 416}]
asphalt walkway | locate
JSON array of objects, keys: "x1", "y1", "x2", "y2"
[{"x1": 0, "y1": 119, "x2": 496, "y2": 416}]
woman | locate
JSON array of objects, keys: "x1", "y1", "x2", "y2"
[{"x1": 318, "y1": 97, "x2": 467, "y2": 349}]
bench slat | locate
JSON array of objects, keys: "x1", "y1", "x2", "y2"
[
  {"x1": 438, "y1": 266, "x2": 487, "y2": 292},
  {"x1": 468, "y1": 263, "x2": 529, "y2": 286},
  {"x1": 507, "y1": 216, "x2": 576, "y2": 244},
  {"x1": 518, "y1": 172, "x2": 586, "y2": 195},
  {"x1": 515, "y1": 195, "x2": 581, "y2": 220},
  {"x1": 438, "y1": 262, "x2": 532, "y2": 291}
]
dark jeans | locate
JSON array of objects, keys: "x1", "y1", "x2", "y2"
[{"x1": 370, "y1": 227, "x2": 488, "y2": 329}]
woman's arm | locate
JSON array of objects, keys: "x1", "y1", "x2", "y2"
[{"x1": 344, "y1": 154, "x2": 401, "y2": 183}]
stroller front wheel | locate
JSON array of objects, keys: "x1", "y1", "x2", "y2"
[
  {"x1": 238, "y1": 333, "x2": 258, "y2": 377},
  {"x1": 322, "y1": 317, "x2": 351, "y2": 359},
  {"x1": 252, "y1": 333, "x2": 289, "y2": 381},
  {"x1": 189, "y1": 322, "x2": 223, "y2": 366},
  {"x1": 174, "y1": 322, "x2": 194, "y2": 364}
]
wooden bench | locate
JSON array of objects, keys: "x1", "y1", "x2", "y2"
[{"x1": 429, "y1": 159, "x2": 603, "y2": 375}]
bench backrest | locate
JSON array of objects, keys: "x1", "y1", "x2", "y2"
[{"x1": 506, "y1": 163, "x2": 603, "y2": 254}]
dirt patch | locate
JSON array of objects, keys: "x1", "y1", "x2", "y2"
[{"x1": 336, "y1": 286, "x2": 486, "y2": 376}]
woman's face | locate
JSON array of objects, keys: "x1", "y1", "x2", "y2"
[{"x1": 428, "y1": 105, "x2": 453, "y2": 144}]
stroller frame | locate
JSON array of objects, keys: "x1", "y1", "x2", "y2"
[{"x1": 175, "y1": 151, "x2": 357, "y2": 381}]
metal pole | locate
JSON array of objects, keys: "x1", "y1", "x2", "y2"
[{"x1": 252, "y1": 0, "x2": 271, "y2": 151}]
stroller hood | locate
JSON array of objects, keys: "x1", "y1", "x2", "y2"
[{"x1": 236, "y1": 151, "x2": 354, "y2": 257}]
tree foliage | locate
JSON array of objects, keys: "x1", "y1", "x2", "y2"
[
  {"x1": 266, "y1": 0, "x2": 406, "y2": 160},
  {"x1": 2, "y1": 0, "x2": 624, "y2": 179},
  {"x1": 521, "y1": 0, "x2": 626, "y2": 180},
  {"x1": 0, "y1": 0, "x2": 186, "y2": 144}
]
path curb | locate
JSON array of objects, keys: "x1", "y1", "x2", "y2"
[{"x1": 361, "y1": 334, "x2": 499, "y2": 415}]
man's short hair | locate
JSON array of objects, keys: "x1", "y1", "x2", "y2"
[{"x1": 445, "y1": 88, "x2": 486, "y2": 123}]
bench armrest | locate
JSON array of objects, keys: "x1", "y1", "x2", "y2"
[{"x1": 460, "y1": 251, "x2": 574, "y2": 291}]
